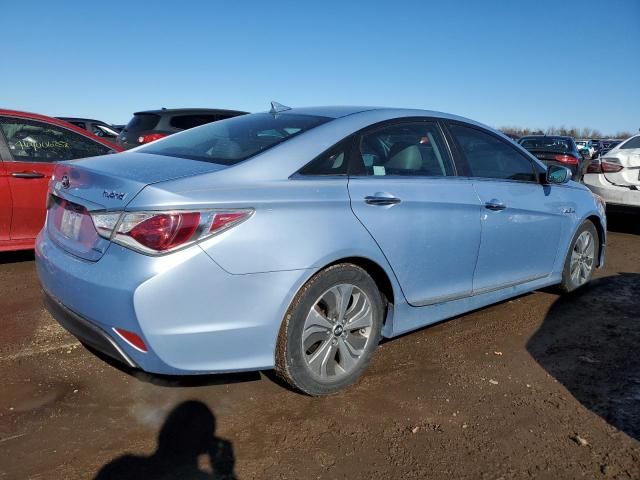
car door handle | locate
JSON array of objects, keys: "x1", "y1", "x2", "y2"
[
  {"x1": 11, "y1": 171, "x2": 45, "y2": 179},
  {"x1": 484, "y1": 200, "x2": 507, "y2": 211},
  {"x1": 365, "y1": 195, "x2": 401, "y2": 206}
]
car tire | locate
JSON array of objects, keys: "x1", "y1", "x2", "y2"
[
  {"x1": 559, "y1": 220, "x2": 599, "y2": 293},
  {"x1": 275, "y1": 263, "x2": 384, "y2": 396}
]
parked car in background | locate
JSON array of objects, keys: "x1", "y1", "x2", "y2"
[
  {"x1": 57, "y1": 117, "x2": 121, "y2": 141},
  {"x1": 116, "y1": 108, "x2": 248, "y2": 149},
  {"x1": 518, "y1": 135, "x2": 585, "y2": 179},
  {"x1": 600, "y1": 139, "x2": 622, "y2": 156},
  {"x1": 584, "y1": 134, "x2": 640, "y2": 210},
  {"x1": 575, "y1": 139, "x2": 595, "y2": 159},
  {"x1": 36, "y1": 105, "x2": 606, "y2": 395},
  {"x1": 590, "y1": 139, "x2": 602, "y2": 157},
  {"x1": 0, "y1": 110, "x2": 122, "y2": 252}
]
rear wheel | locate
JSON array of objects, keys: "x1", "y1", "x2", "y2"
[
  {"x1": 559, "y1": 221, "x2": 599, "y2": 292},
  {"x1": 275, "y1": 264, "x2": 384, "y2": 396}
]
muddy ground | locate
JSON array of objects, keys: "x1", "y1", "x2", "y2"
[{"x1": 0, "y1": 212, "x2": 638, "y2": 479}]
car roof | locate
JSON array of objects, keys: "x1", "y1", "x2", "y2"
[
  {"x1": 0, "y1": 109, "x2": 122, "y2": 151},
  {"x1": 278, "y1": 105, "x2": 489, "y2": 125},
  {"x1": 134, "y1": 108, "x2": 249, "y2": 116},
  {"x1": 519, "y1": 135, "x2": 573, "y2": 140},
  {"x1": 57, "y1": 117, "x2": 107, "y2": 123}
]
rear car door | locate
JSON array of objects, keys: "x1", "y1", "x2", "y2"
[
  {"x1": 348, "y1": 120, "x2": 482, "y2": 307},
  {"x1": 446, "y1": 122, "x2": 569, "y2": 292},
  {"x1": 0, "y1": 116, "x2": 113, "y2": 240}
]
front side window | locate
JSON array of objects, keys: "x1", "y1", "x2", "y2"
[
  {"x1": 451, "y1": 124, "x2": 537, "y2": 182},
  {"x1": 0, "y1": 117, "x2": 111, "y2": 162},
  {"x1": 355, "y1": 122, "x2": 454, "y2": 177},
  {"x1": 139, "y1": 112, "x2": 331, "y2": 165}
]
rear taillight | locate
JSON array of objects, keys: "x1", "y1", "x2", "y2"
[
  {"x1": 129, "y1": 212, "x2": 201, "y2": 251},
  {"x1": 90, "y1": 209, "x2": 253, "y2": 254},
  {"x1": 586, "y1": 157, "x2": 624, "y2": 174},
  {"x1": 554, "y1": 154, "x2": 579, "y2": 165},
  {"x1": 138, "y1": 133, "x2": 167, "y2": 144}
]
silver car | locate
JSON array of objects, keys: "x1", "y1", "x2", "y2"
[{"x1": 36, "y1": 105, "x2": 606, "y2": 395}]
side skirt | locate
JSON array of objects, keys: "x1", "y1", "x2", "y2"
[{"x1": 386, "y1": 273, "x2": 562, "y2": 338}]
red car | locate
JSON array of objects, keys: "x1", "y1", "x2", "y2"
[{"x1": 0, "y1": 110, "x2": 122, "y2": 252}]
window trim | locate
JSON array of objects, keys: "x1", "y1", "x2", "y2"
[
  {"x1": 443, "y1": 120, "x2": 542, "y2": 184},
  {"x1": 0, "y1": 116, "x2": 110, "y2": 163}
]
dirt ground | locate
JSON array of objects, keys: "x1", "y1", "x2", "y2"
[{"x1": 0, "y1": 212, "x2": 638, "y2": 480}]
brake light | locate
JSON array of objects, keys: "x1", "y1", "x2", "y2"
[
  {"x1": 586, "y1": 157, "x2": 624, "y2": 174},
  {"x1": 554, "y1": 154, "x2": 579, "y2": 165},
  {"x1": 90, "y1": 209, "x2": 253, "y2": 254},
  {"x1": 138, "y1": 133, "x2": 167, "y2": 144},
  {"x1": 129, "y1": 212, "x2": 200, "y2": 251}
]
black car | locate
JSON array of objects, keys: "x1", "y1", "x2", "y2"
[
  {"x1": 518, "y1": 135, "x2": 585, "y2": 180},
  {"x1": 116, "y1": 108, "x2": 248, "y2": 150},
  {"x1": 600, "y1": 139, "x2": 622, "y2": 156},
  {"x1": 57, "y1": 117, "x2": 121, "y2": 141}
]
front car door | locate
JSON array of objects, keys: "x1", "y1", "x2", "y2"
[
  {"x1": 0, "y1": 116, "x2": 113, "y2": 241},
  {"x1": 0, "y1": 136, "x2": 11, "y2": 242},
  {"x1": 348, "y1": 120, "x2": 482, "y2": 308},
  {"x1": 445, "y1": 122, "x2": 569, "y2": 293}
]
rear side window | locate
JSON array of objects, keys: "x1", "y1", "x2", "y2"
[
  {"x1": 298, "y1": 141, "x2": 349, "y2": 176},
  {"x1": 0, "y1": 117, "x2": 111, "y2": 162},
  {"x1": 125, "y1": 113, "x2": 160, "y2": 132},
  {"x1": 169, "y1": 114, "x2": 219, "y2": 130},
  {"x1": 354, "y1": 122, "x2": 455, "y2": 177},
  {"x1": 451, "y1": 124, "x2": 537, "y2": 182},
  {"x1": 620, "y1": 136, "x2": 640, "y2": 149}
]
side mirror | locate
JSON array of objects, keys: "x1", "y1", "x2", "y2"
[{"x1": 546, "y1": 165, "x2": 571, "y2": 184}]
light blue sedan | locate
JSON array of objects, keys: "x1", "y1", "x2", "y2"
[{"x1": 36, "y1": 105, "x2": 606, "y2": 395}]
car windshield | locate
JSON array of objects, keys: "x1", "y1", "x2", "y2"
[
  {"x1": 519, "y1": 137, "x2": 573, "y2": 152},
  {"x1": 138, "y1": 112, "x2": 331, "y2": 165}
]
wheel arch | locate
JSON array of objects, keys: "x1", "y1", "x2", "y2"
[{"x1": 585, "y1": 214, "x2": 605, "y2": 267}]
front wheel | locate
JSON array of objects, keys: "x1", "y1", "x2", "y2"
[
  {"x1": 275, "y1": 264, "x2": 384, "y2": 396},
  {"x1": 559, "y1": 221, "x2": 599, "y2": 292}
]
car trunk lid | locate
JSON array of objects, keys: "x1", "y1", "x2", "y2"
[{"x1": 47, "y1": 152, "x2": 227, "y2": 261}]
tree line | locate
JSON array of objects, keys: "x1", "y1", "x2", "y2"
[{"x1": 498, "y1": 125, "x2": 635, "y2": 140}]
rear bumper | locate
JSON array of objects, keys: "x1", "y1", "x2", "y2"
[
  {"x1": 36, "y1": 227, "x2": 311, "y2": 375},
  {"x1": 43, "y1": 290, "x2": 137, "y2": 368},
  {"x1": 583, "y1": 174, "x2": 640, "y2": 208}
]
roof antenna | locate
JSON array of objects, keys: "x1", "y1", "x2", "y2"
[{"x1": 270, "y1": 101, "x2": 291, "y2": 114}]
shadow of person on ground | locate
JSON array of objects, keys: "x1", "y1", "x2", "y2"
[
  {"x1": 527, "y1": 273, "x2": 640, "y2": 441},
  {"x1": 95, "y1": 400, "x2": 237, "y2": 480}
]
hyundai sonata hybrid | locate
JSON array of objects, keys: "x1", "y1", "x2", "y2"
[{"x1": 36, "y1": 104, "x2": 606, "y2": 395}]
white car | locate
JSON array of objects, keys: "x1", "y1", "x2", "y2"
[
  {"x1": 576, "y1": 139, "x2": 595, "y2": 159},
  {"x1": 584, "y1": 134, "x2": 640, "y2": 209}
]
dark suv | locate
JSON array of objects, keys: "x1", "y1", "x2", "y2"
[{"x1": 116, "y1": 108, "x2": 248, "y2": 150}]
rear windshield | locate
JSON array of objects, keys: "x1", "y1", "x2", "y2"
[
  {"x1": 620, "y1": 136, "x2": 640, "y2": 149},
  {"x1": 138, "y1": 112, "x2": 331, "y2": 165},
  {"x1": 169, "y1": 114, "x2": 220, "y2": 130},
  {"x1": 519, "y1": 137, "x2": 574, "y2": 152},
  {"x1": 125, "y1": 113, "x2": 160, "y2": 132}
]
